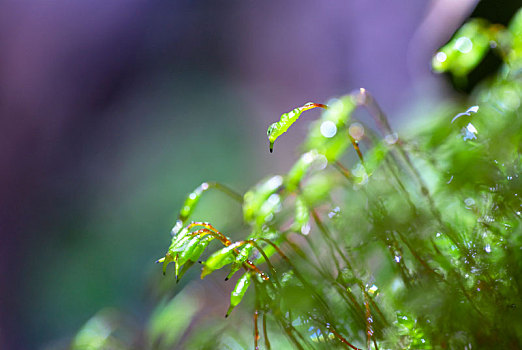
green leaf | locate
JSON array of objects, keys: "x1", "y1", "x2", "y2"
[
  {"x1": 226, "y1": 272, "x2": 252, "y2": 317},
  {"x1": 201, "y1": 241, "x2": 245, "y2": 278},
  {"x1": 177, "y1": 182, "x2": 210, "y2": 226},
  {"x1": 226, "y1": 244, "x2": 253, "y2": 281}
]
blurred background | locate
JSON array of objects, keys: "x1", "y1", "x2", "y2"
[{"x1": 0, "y1": 0, "x2": 519, "y2": 348}]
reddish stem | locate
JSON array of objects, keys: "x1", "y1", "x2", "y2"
[{"x1": 254, "y1": 309, "x2": 260, "y2": 350}]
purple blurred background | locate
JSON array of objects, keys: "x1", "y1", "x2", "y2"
[{"x1": 0, "y1": 1, "x2": 483, "y2": 348}]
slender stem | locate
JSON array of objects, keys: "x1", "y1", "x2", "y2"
[
  {"x1": 334, "y1": 161, "x2": 352, "y2": 180},
  {"x1": 249, "y1": 240, "x2": 281, "y2": 288},
  {"x1": 282, "y1": 237, "x2": 369, "y2": 327},
  {"x1": 208, "y1": 181, "x2": 244, "y2": 204},
  {"x1": 326, "y1": 323, "x2": 362, "y2": 350},
  {"x1": 364, "y1": 297, "x2": 373, "y2": 350},
  {"x1": 242, "y1": 259, "x2": 268, "y2": 283},
  {"x1": 263, "y1": 312, "x2": 271, "y2": 350},
  {"x1": 311, "y1": 210, "x2": 388, "y2": 327},
  {"x1": 382, "y1": 234, "x2": 412, "y2": 288},
  {"x1": 349, "y1": 133, "x2": 365, "y2": 164},
  {"x1": 395, "y1": 231, "x2": 441, "y2": 279},
  {"x1": 189, "y1": 227, "x2": 231, "y2": 246},
  {"x1": 259, "y1": 238, "x2": 333, "y2": 315},
  {"x1": 278, "y1": 318, "x2": 307, "y2": 350},
  {"x1": 311, "y1": 210, "x2": 354, "y2": 272},
  {"x1": 254, "y1": 309, "x2": 260, "y2": 350},
  {"x1": 191, "y1": 231, "x2": 269, "y2": 281}
]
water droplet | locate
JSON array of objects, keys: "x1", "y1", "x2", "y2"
[
  {"x1": 462, "y1": 123, "x2": 478, "y2": 140},
  {"x1": 455, "y1": 36, "x2": 473, "y2": 53},
  {"x1": 266, "y1": 175, "x2": 283, "y2": 190},
  {"x1": 384, "y1": 133, "x2": 399, "y2": 145},
  {"x1": 352, "y1": 163, "x2": 368, "y2": 185},
  {"x1": 313, "y1": 154, "x2": 328, "y2": 171},
  {"x1": 348, "y1": 122, "x2": 364, "y2": 140},
  {"x1": 171, "y1": 220, "x2": 184, "y2": 236},
  {"x1": 394, "y1": 255, "x2": 402, "y2": 263},
  {"x1": 301, "y1": 222, "x2": 311, "y2": 235},
  {"x1": 328, "y1": 206, "x2": 341, "y2": 219},
  {"x1": 266, "y1": 194, "x2": 281, "y2": 211},
  {"x1": 483, "y1": 215, "x2": 494, "y2": 223},
  {"x1": 302, "y1": 151, "x2": 315, "y2": 164},
  {"x1": 368, "y1": 284, "x2": 378, "y2": 295},
  {"x1": 464, "y1": 198, "x2": 475, "y2": 207},
  {"x1": 320, "y1": 120, "x2": 337, "y2": 138},
  {"x1": 485, "y1": 244, "x2": 491, "y2": 253},
  {"x1": 435, "y1": 52, "x2": 447, "y2": 62}
]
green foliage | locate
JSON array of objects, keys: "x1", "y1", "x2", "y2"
[
  {"x1": 267, "y1": 102, "x2": 328, "y2": 152},
  {"x1": 150, "y1": 10, "x2": 522, "y2": 349},
  {"x1": 73, "y1": 8, "x2": 522, "y2": 350}
]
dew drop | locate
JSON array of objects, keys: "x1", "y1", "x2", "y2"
[
  {"x1": 368, "y1": 284, "x2": 379, "y2": 295},
  {"x1": 328, "y1": 206, "x2": 341, "y2": 219},
  {"x1": 384, "y1": 133, "x2": 399, "y2": 145},
  {"x1": 348, "y1": 122, "x2": 364, "y2": 140},
  {"x1": 320, "y1": 120, "x2": 337, "y2": 138},
  {"x1": 455, "y1": 37, "x2": 473, "y2": 53},
  {"x1": 301, "y1": 222, "x2": 311, "y2": 235},
  {"x1": 435, "y1": 52, "x2": 447, "y2": 62}
]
